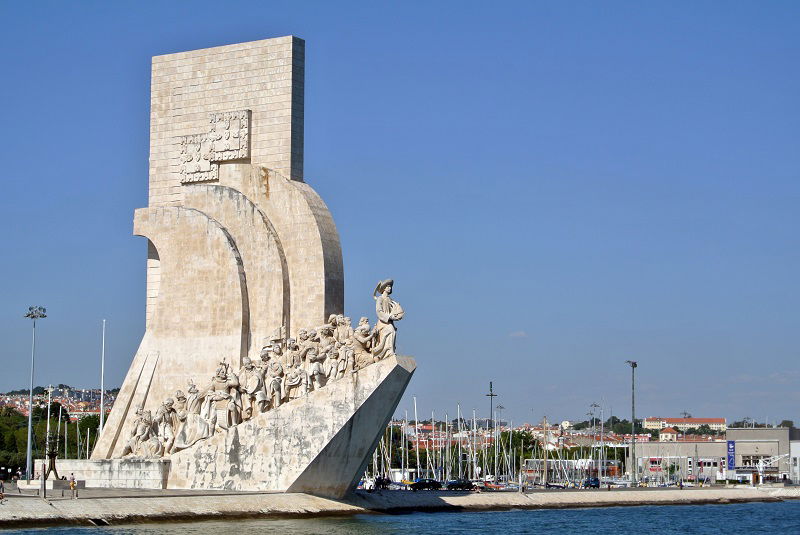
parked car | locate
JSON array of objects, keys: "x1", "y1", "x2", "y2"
[
  {"x1": 583, "y1": 477, "x2": 600, "y2": 488},
  {"x1": 410, "y1": 478, "x2": 442, "y2": 491},
  {"x1": 446, "y1": 478, "x2": 476, "y2": 491}
]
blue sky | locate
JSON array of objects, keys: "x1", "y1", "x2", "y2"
[{"x1": 1, "y1": 1, "x2": 798, "y2": 426}]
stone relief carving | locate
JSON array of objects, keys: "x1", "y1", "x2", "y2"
[
  {"x1": 179, "y1": 110, "x2": 251, "y2": 184},
  {"x1": 120, "y1": 280, "x2": 404, "y2": 459}
]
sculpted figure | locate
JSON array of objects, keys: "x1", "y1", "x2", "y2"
[
  {"x1": 238, "y1": 357, "x2": 267, "y2": 419},
  {"x1": 137, "y1": 410, "x2": 165, "y2": 457},
  {"x1": 326, "y1": 342, "x2": 344, "y2": 379},
  {"x1": 122, "y1": 409, "x2": 162, "y2": 458},
  {"x1": 269, "y1": 343, "x2": 286, "y2": 368},
  {"x1": 338, "y1": 340, "x2": 354, "y2": 376},
  {"x1": 202, "y1": 363, "x2": 241, "y2": 432},
  {"x1": 296, "y1": 329, "x2": 314, "y2": 364},
  {"x1": 171, "y1": 391, "x2": 188, "y2": 453},
  {"x1": 172, "y1": 389, "x2": 212, "y2": 453},
  {"x1": 260, "y1": 345, "x2": 284, "y2": 409},
  {"x1": 371, "y1": 279, "x2": 404, "y2": 360},
  {"x1": 154, "y1": 398, "x2": 178, "y2": 453},
  {"x1": 333, "y1": 315, "x2": 351, "y2": 345},
  {"x1": 326, "y1": 314, "x2": 339, "y2": 332},
  {"x1": 352, "y1": 321, "x2": 374, "y2": 369},
  {"x1": 285, "y1": 338, "x2": 303, "y2": 368},
  {"x1": 120, "y1": 406, "x2": 146, "y2": 457},
  {"x1": 307, "y1": 347, "x2": 327, "y2": 390},
  {"x1": 317, "y1": 325, "x2": 336, "y2": 357},
  {"x1": 186, "y1": 380, "x2": 203, "y2": 414},
  {"x1": 342, "y1": 316, "x2": 354, "y2": 342},
  {"x1": 334, "y1": 316, "x2": 355, "y2": 374},
  {"x1": 283, "y1": 360, "x2": 308, "y2": 400},
  {"x1": 307, "y1": 328, "x2": 320, "y2": 354}
]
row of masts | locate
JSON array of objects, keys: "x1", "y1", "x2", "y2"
[
  {"x1": 365, "y1": 390, "x2": 629, "y2": 487},
  {"x1": 367, "y1": 395, "x2": 530, "y2": 484}
]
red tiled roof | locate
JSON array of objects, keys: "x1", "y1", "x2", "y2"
[{"x1": 664, "y1": 418, "x2": 725, "y2": 424}]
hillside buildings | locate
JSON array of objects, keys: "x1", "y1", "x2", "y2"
[{"x1": 644, "y1": 417, "x2": 727, "y2": 432}]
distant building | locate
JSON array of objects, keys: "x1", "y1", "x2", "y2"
[
  {"x1": 644, "y1": 417, "x2": 727, "y2": 432},
  {"x1": 726, "y1": 427, "x2": 791, "y2": 484},
  {"x1": 634, "y1": 440, "x2": 726, "y2": 483},
  {"x1": 790, "y1": 436, "x2": 800, "y2": 485},
  {"x1": 659, "y1": 427, "x2": 678, "y2": 442}
]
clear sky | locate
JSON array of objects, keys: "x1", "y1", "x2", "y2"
[{"x1": 1, "y1": 1, "x2": 798, "y2": 426}]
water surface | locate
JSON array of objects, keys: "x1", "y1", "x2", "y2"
[{"x1": 4, "y1": 501, "x2": 798, "y2": 534}]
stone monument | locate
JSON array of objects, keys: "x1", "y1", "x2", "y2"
[{"x1": 78, "y1": 36, "x2": 415, "y2": 499}]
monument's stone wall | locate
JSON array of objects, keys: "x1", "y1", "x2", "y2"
[
  {"x1": 39, "y1": 459, "x2": 170, "y2": 490},
  {"x1": 94, "y1": 36, "x2": 345, "y2": 461},
  {"x1": 146, "y1": 36, "x2": 308, "y2": 325},
  {"x1": 149, "y1": 36, "x2": 304, "y2": 204}
]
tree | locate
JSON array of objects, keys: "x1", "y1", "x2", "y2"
[{"x1": 779, "y1": 420, "x2": 794, "y2": 429}]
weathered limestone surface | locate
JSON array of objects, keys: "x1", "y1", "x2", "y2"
[
  {"x1": 168, "y1": 355, "x2": 416, "y2": 498},
  {"x1": 183, "y1": 184, "x2": 288, "y2": 359},
  {"x1": 217, "y1": 164, "x2": 344, "y2": 332},
  {"x1": 146, "y1": 36, "x2": 314, "y2": 326},
  {"x1": 149, "y1": 36, "x2": 304, "y2": 204},
  {"x1": 30, "y1": 459, "x2": 170, "y2": 490},
  {"x1": 94, "y1": 37, "x2": 346, "y2": 463},
  {"x1": 94, "y1": 205, "x2": 250, "y2": 459}
]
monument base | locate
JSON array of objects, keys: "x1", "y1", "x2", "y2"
[
  {"x1": 16, "y1": 479, "x2": 86, "y2": 491},
  {"x1": 35, "y1": 459, "x2": 170, "y2": 489},
  {"x1": 75, "y1": 355, "x2": 414, "y2": 498}
]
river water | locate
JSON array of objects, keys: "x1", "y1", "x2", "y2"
[{"x1": 5, "y1": 501, "x2": 799, "y2": 534}]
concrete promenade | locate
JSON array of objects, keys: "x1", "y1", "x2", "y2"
[{"x1": 1, "y1": 485, "x2": 797, "y2": 528}]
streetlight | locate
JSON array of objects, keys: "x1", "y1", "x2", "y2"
[
  {"x1": 625, "y1": 360, "x2": 638, "y2": 486},
  {"x1": 485, "y1": 382, "x2": 497, "y2": 480},
  {"x1": 24, "y1": 305, "x2": 46, "y2": 481},
  {"x1": 590, "y1": 402, "x2": 600, "y2": 480}
]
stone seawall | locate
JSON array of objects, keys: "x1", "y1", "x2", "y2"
[{"x1": 1, "y1": 487, "x2": 798, "y2": 528}]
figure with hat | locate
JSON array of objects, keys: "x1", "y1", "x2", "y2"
[{"x1": 371, "y1": 279, "x2": 404, "y2": 360}]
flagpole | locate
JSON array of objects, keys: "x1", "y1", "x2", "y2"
[{"x1": 99, "y1": 319, "x2": 106, "y2": 435}]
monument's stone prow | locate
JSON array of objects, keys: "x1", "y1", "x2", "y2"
[
  {"x1": 288, "y1": 355, "x2": 417, "y2": 498},
  {"x1": 166, "y1": 355, "x2": 416, "y2": 496}
]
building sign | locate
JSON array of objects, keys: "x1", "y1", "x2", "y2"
[{"x1": 727, "y1": 440, "x2": 736, "y2": 470}]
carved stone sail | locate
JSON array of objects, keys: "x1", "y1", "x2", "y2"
[
  {"x1": 93, "y1": 36, "x2": 344, "y2": 460},
  {"x1": 83, "y1": 37, "x2": 415, "y2": 497}
]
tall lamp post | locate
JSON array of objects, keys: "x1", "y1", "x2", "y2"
[
  {"x1": 24, "y1": 305, "x2": 47, "y2": 481},
  {"x1": 625, "y1": 360, "x2": 638, "y2": 486},
  {"x1": 485, "y1": 382, "x2": 497, "y2": 480}
]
